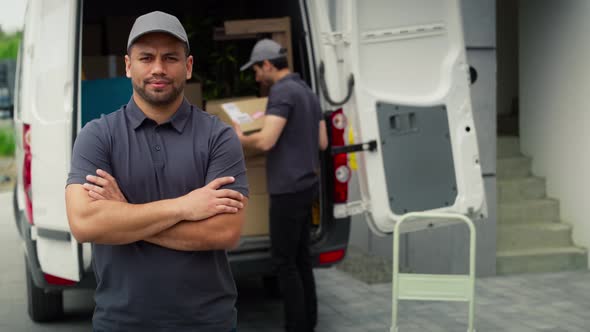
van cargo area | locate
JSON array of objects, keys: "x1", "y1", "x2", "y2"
[{"x1": 79, "y1": 0, "x2": 350, "y2": 278}]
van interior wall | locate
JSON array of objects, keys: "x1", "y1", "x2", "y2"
[{"x1": 81, "y1": 0, "x2": 313, "y2": 92}]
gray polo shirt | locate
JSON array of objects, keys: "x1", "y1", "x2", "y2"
[
  {"x1": 266, "y1": 73, "x2": 323, "y2": 195},
  {"x1": 67, "y1": 97, "x2": 248, "y2": 332}
]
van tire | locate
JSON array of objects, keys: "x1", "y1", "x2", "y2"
[{"x1": 25, "y1": 257, "x2": 64, "y2": 322}]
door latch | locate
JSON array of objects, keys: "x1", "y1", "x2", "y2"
[{"x1": 331, "y1": 140, "x2": 377, "y2": 155}]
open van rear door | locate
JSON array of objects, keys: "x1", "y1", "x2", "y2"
[
  {"x1": 304, "y1": 0, "x2": 486, "y2": 234},
  {"x1": 29, "y1": 0, "x2": 81, "y2": 282}
]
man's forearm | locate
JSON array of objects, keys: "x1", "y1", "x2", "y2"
[
  {"x1": 145, "y1": 199, "x2": 248, "y2": 251},
  {"x1": 66, "y1": 185, "x2": 182, "y2": 245},
  {"x1": 240, "y1": 132, "x2": 263, "y2": 151}
]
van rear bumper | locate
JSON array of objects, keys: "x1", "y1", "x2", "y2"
[{"x1": 228, "y1": 216, "x2": 351, "y2": 279}]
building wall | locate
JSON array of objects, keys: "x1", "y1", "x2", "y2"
[
  {"x1": 348, "y1": 0, "x2": 497, "y2": 277},
  {"x1": 519, "y1": 0, "x2": 590, "y2": 266}
]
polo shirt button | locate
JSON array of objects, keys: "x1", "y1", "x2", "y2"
[{"x1": 155, "y1": 145, "x2": 161, "y2": 151}]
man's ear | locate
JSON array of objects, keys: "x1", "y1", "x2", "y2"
[
  {"x1": 124, "y1": 55, "x2": 131, "y2": 78},
  {"x1": 186, "y1": 55, "x2": 194, "y2": 80}
]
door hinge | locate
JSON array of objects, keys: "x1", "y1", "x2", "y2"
[
  {"x1": 321, "y1": 31, "x2": 351, "y2": 63},
  {"x1": 333, "y1": 200, "x2": 370, "y2": 218},
  {"x1": 321, "y1": 31, "x2": 351, "y2": 46}
]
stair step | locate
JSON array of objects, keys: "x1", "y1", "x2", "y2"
[
  {"x1": 497, "y1": 177, "x2": 546, "y2": 202},
  {"x1": 497, "y1": 156, "x2": 531, "y2": 179},
  {"x1": 499, "y1": 199, "x2": 559, "y2": 224},
  {"x1": 497, "y1": 136, "x2": 521, "y2": 158},
  {"x1": 497, "y1": 223, "x2": 572, "y2": 251},
  {"x1": 497, "y1": 247, "x2": 588, "y2": 275}
]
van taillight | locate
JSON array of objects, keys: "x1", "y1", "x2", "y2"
[
  {"x1": 330, "y1": 109, "x2": 350, "y2": 203},
  {"x1": 44, "y1": 273, "x2": 76, "y2": 286},
  {"x1": 23, "y1": 123, "x2": 33, "y2": 225},
  {"x1": 319, "y1": 249, "x2": 346, "y2": 265}
]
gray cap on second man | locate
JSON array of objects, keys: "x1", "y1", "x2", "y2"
[
  {"x1": 127, "y1": 11, "x2": 190, "y2": 53},
  {"x1": 240, "y1": 39, "x2": 286, "y2": 71}
]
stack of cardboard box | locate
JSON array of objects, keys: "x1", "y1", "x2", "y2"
[
  {"x1": 206, "y1": 97, "x2": 270, "y2": 237},
  {"x1": 243, "y1": 155, "x2": 269, "y2": 236}
]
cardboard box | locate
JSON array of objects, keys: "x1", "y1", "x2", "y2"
[
  {"x1": 247, "y1": 166, "x2": 267, "y2": 195},
  {"x1": 224, "y1": 17, "x2": 289, "y2": 35},
  {"x1": 246, "y1": 155, "x2": 266, "y2": 168},
  {"x1": 205, "y1": 96, "x2": 255, "y2": 117},
  {"x1": 82, "y1": 56, "x2": 126, "y2": 80},
  {"x1": 220, "y1": 97, "x2": 267, "y2": 134},
  {"x1": 82, "y1": 24, "x2": 103, "y2": 56},
  {"x1": 223, "y1": 17, "x2": 293, "y2": 72},
  {"x1": 184, "y1": 82, "x2": 203, "y2": 108},
  {"x1": 242, "y1": 193, "x2": 270, "y2": 236},
  {"x1": 206, "y1": 97, "x2": 268, "y2": 157}
]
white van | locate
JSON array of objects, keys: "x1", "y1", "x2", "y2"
[{"x1": 12, "y1": 0, "x2": 485, "y2": 322}]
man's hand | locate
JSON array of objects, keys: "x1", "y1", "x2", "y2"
[
  {"x1": 84, "y1": 169, "x2": 127, "y2": 203},
  {"x1": 177, "y1": 177, "x2": 245, "y2": 221}
]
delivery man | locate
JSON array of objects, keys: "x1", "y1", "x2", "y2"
[
  {"x1": 66, "y1": 11, "x2": 247, "y2": 331},
  {"x1": 235, "y1": 38, "x2": 329, "y2": 332}
]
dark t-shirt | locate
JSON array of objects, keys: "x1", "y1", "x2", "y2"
[
  {"x1": 265, "y1": 73, "x2": 323, "y2": 195},
  {"x1": 67, "y1": 97, "x2": 248, "y2": 331}
]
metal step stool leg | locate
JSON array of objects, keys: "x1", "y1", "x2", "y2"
[{"x1": 390, "y1": 212, "x2": 477, "y2": 332}]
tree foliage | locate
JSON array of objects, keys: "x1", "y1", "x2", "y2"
[{"x1": 0, "y1": 31, "x2": 22, "y2": 60}]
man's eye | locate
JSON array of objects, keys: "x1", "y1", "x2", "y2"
[
  {"x1": 140, "y1": 57, "x2": 151, "y2": 61},
  {"x1": 167, "y1": 57, "x2": 178, "y2": 62}
]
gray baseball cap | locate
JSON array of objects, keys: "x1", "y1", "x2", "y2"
[
  {"x1": 127, "y1": 11, "x2": 190, "y2": 53},
  {"x1": 240, "y1": 39, "x2": 286, "y2": 71}
]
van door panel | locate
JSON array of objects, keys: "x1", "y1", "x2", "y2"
[
  {"x1": 305, "y1": 0, "x2": 486, "y2": 234},
  {"x1": 377, "y1": 103, "x2": 457, "y2": 215},
  {"x1": 29, "y1": 0, "x2": 80, "y2": 281}
]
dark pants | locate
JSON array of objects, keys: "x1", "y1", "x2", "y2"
[{"x1": 270, "y1": 187, "x2": 318, "y2": 332}]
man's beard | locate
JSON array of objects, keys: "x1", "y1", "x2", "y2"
[{"x1": 133, "y1": 77, "x2": 185, "y2": 107}]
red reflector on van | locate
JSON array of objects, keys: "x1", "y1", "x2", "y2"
[
  {"x1": 319, "y1": 249, "x2": 346, "y2": 264},
  {"x1": 23, "y1": 123, "x2": 33, "y2": 225},
  {"x1": 43, "y1": 273, "x2": 76, "y2": 286}
]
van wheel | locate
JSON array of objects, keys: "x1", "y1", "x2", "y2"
[
  {"x1": 25, "y1": 257, "x2": 64, "y2": 322},
  {"x1": 262, "y1": 275, "x2": 282, "y2": 299}
]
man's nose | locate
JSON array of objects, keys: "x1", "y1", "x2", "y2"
[{"x1": 151, "y1": 58, "x2": 165, "y2": 75}]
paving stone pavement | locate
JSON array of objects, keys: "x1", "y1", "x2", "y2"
[
  {"x1": 1, "y1": 192, "x2": 590, "y2": 331},
  {"x1": 237, "y1": 267, "x2": 590, "y2": 332}
]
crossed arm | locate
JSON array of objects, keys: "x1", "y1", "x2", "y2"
[{"x1": 66, "y1": 173, "x2": 248, "y2": 251}]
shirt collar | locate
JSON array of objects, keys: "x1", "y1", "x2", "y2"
[
  {"x1": 125, "y1": 97, "x2": 191, "y2": 133},
  {"x1": 277, "y1": 73, "x2": 300, "y2": 84}
]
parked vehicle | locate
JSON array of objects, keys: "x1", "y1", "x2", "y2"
[{"x1": 12, "y1": 0, "x2": 485, "y2": 322}]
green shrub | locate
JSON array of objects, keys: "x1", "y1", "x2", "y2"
[
  {"x1": 0, "y1": 34, "x2": 21, "y2": 60},
  {"x1": 0, "y1": 127, "x2": 15, "y2": 156}
]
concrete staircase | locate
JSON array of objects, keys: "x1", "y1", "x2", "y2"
[{"x1": 496, "y1": 136, "x2": 588, "y2": 274}]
